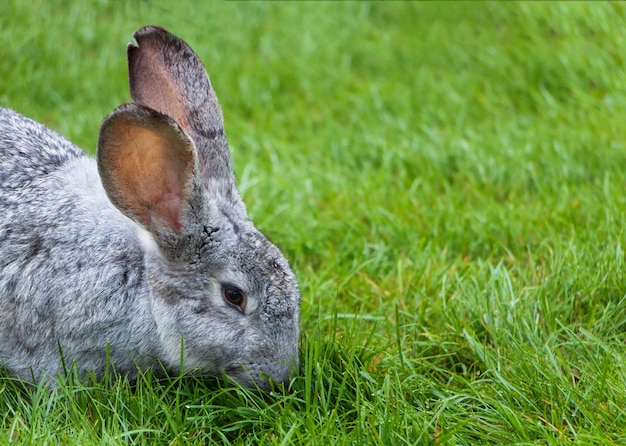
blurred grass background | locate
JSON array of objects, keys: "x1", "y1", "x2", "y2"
[{"x1": 2, "y1": 1, "x2": 626, "y2": 444}]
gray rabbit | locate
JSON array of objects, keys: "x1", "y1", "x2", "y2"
[{"x1": 0, "y1": 26, "x2": 300, "y2": 390}]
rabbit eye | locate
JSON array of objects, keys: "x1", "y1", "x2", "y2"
[{"x1": 221, "y1": 284, "x2": 246, "y2": 312}]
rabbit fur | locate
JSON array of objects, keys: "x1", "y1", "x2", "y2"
[{"x1": 0, "y1": 26, "x2": 300, "y2": 389}]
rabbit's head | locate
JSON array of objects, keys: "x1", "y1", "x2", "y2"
[{"x1": 96, "y1": 26, "x2": 300, "y2": 389}]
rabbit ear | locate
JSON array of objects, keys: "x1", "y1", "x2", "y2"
[
  {"x1": 126, "y1": 26, "x2": 233, "y2": 191},
  {"x1": 97, "y1": 103, "x2": 196, "y2": 236}
]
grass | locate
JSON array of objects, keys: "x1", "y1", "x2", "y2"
[{"x1": 2, "y1": 1, "x2": 626, "y2": 444}]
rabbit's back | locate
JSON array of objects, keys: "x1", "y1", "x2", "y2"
[
  {"x1": 0, "y1": 108, "x2": 85, "y2": 189},
  {"x1": 0, "y1": 107, "x2": 159, "y2": 381}
]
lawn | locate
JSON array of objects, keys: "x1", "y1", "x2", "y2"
[{"x1": 2, "y1": 1, "x2": 626, "y2": 444}]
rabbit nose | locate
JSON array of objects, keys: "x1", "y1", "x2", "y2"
[
  {"x1": 229, "y1": 357, "x2": 298, "y2": 391},
  {"x1": 256, "y1": 366, "x2": 294, "y2": 391},
  {"x1": 258, "y1": 358, "x2": 298, "y2": 388},
  {"x1": 268, "y1": 362, "x2": 295, "y2": 386}
]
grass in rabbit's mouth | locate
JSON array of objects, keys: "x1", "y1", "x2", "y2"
[{"x1": 3, "y1": 1, "x2": 626, "y2": 444}]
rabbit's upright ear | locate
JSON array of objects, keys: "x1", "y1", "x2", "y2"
[
  {"x1": 126, "y1": 26, "x2": 233, "y2": 191},
  {"x1": 97, "y1": 103, "x2": 196, "y2": 236}
]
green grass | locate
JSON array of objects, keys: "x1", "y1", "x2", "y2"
[{"x1": 2, "y1": 1, "x2": 626, "y2": 444}]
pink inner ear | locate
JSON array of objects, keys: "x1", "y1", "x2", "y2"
[
  {"x1": 99, "y1": 110, "x2": 195, "y2": 237},
  {"x1": 137, "y1": 145, "x2": 191, "y2": 235},
  {"x1": 153, "y1": 191, "x2": 182, "y2": 233}
]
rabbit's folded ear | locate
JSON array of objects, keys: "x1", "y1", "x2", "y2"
[
  {"x1": 97, "y1": 103, "x2": 196, "y2": 236},
  {"x1": 126, "y1": 26, "x2": 233, "y2": 192}
]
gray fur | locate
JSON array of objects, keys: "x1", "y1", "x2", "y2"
[{"x1": 0, "y1": 26, "x2": 300, "y2": 389}]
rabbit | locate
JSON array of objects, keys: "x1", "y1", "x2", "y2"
[{"x1": 0, "y1": 26, "x2": 300, "y2": 390}]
